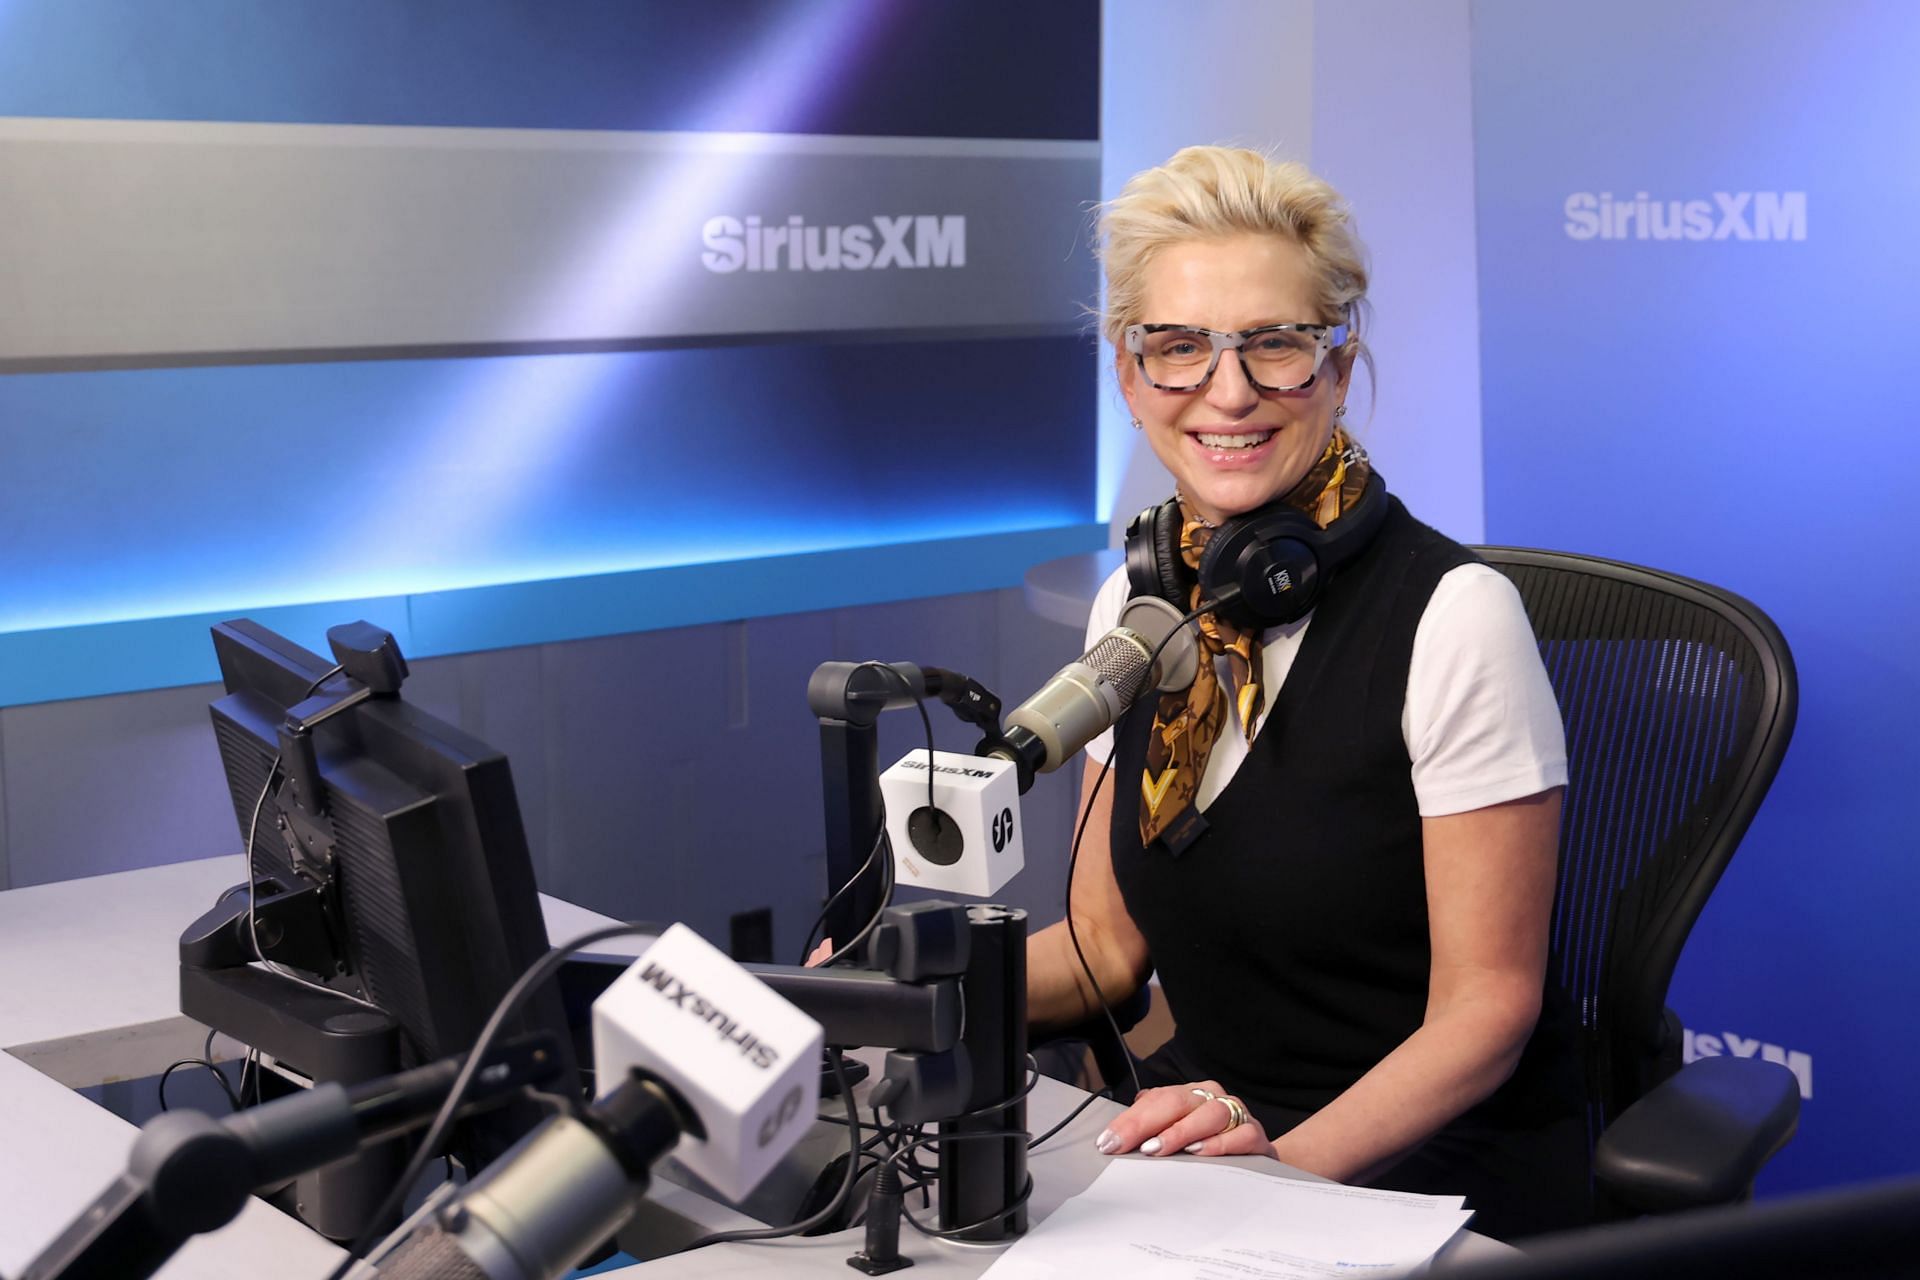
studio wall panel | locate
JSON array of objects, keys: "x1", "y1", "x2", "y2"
[
  {"x1": 0, "y1": 0, "x2": 1102, "y2": 707},
  {"x1": 1473, "y1": 0, "x2": 1920, "y2": 1194}
]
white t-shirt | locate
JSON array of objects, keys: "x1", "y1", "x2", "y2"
[{"x1": 1083, "y1": 562, "x2": 1568, "y2": 817}]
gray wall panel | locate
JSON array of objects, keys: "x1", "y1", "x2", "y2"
[
  {"x1": 0, "y1": 120, "x2": 1096, "y2": 369},
  {"x1": 1, "y1": 680, "x2": 235, "y2": 887}
]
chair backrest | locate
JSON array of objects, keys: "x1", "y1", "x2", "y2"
[{"x1": 1474, "y1": 548, "x2": 1797, "y2": 1138}]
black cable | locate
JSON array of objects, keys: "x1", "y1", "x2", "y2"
[
  {"x1": 940, "y1": 1058, "x2": 1038, "y2": 1124},
  {"x1": 1061, "y1": 749, "x2": 1137, "y2": 1100},
  {"x1": 797, "y1": 816, "x2": 886, "y2": 965},
  {"x1": 323, "y1": 919, "x2": 670, "y2": 1280},
  {"x1": 1028, "y1": 1085, "x2": 1112, "y2": 1151},
  {"x1": 817, "y1": 821, "x2": 895, "y2": 969},
  {"x1": 240, "y1": 663, "x2": 385, "y2": 1016},
  {"x1": 800, "y1": 661, "x2": 937, "y2": 966},
  {"x1": 904, "y1": 1175, "x2": 1035, "y2": 1241},
  {"x1": 852, "y1": 661, "x2": 938, "y2": 828},
  {"x1": 675, "y1": 1047, "x2": 861, "y2": 1251},
  {"x1": 877, "y1": 1130, "x2": 1035, "y2": 1240},
  {"x1": 1059, "y1": 600, "x2": 1212, "y2": 1103},
  {"x1": 156, "y1": 1036, "x2": 243, "y2": 1115}
]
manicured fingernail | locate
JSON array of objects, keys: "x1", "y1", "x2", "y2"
[
  {"x1": 1141, "y1": 1137, "x2": 1163, "y2": 1155},
  {"x1": 1095, "y1": 1128, "x2": 1119, "y2": 1154},
  {"x1": 1185, "y1": 1142, "x2": 1204, "y2": 1154}
]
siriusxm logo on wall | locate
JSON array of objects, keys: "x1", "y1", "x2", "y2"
[
  {"x1": 701, "y1": 214, "x2": 966, "y2": 272},
  {"x1": 1684, "y1": 1026, "x2": 1813, "y2": 1100},
  {"x1": 1474, "y1": 0, "x2": 1920, "y2": 1199},
  {"x1": 1562, "y1": 191, "x2": 1807, "y2": 241}
]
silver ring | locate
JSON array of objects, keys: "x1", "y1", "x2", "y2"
[
  {"x1": 1190, "y1": 1087, "x2": 1218, "y2": 1106},
  {"x1": 1218, "y1": 1095, "x2": 1250, "y2": 1133}
]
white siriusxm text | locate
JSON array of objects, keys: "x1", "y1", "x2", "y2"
[
  {"x1": 1563, "y1": 191, "x2": 1807, "y2": 241},
  {"x1": 701, "y1": 214, "x2": 967, "y2": 272},
  {"x1": 1684, "y1": 1026, "x2": 1813, "y2": 1099}
]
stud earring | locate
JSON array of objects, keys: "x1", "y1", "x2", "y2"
[
  {"x1": 1333, "y1": 404, "x2": 1348, "y2": 422},
  {"x1": 1130, "y1": 416, "x2": 1143, "y2": 430}
]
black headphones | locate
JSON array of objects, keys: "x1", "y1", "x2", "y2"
[{"x1": 1125, "y1": 468, "x2": 1389, "y2": 628}]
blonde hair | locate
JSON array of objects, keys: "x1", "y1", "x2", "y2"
[{"x1": 1098, "y1": 146, "x2": 1372, "y2": 382}]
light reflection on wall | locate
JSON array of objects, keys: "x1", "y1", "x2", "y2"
[{"x1": 309, "y1": 0, "x2": 895, "y2": 593}]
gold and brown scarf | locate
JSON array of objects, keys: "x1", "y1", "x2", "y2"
[{"x1": 1139, "y1": 426, "x2": 1374, "y2": 850}]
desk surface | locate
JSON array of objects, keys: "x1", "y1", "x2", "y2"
[
  {"x1": 0, "y1": 854, "x2": 641, "y2": 1279},
  {"x1": 0, "y1": 856, "x2": 1511, "y2": 1278}
]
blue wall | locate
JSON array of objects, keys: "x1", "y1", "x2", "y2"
[
  {"x1": 0, "y1": 0, "x2": 1103, "y2": 704},
  {"x1": 1474, "y1": 0, "x2": 1920, "y2": 1194},
  {"x1": 0, "y1": 0, "x2": 1098, "y2": 137}
]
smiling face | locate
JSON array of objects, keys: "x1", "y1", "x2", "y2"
[{"x1": 1119, "y1": 233, "x2": 1349, "y2": 526}]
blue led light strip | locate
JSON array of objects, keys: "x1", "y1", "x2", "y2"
[{"x1": 0, "y1": 525, "x2": 1107, "y2": 708}]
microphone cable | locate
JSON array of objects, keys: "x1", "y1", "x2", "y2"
[
  {"x1": 155, "y1": 1027, "x2": 242, "y2": 1114},
  {"x1": 672, "y1": 1047, "x2": 864, "y2": 1252},
  {"x1": 1059, "y1": 598, "x2": 1217, "y2": 1103},
  {"x1": 322, "y1": 919, "x2": 671, "y2": 1280},
  {"x1": 802, "y1": 660, "x2": 938, "y2": 969},
  {"x1": 878, "y1": 1129, "x2": 1037, "y2": 1241}
]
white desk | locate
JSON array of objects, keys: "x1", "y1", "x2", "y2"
[
  {"x1": 0, "y1": 854, "x2": 638, "y2": 1279},
  {"x1": 0, "y1": 857, "x2": 1511, "y2": 1278}
]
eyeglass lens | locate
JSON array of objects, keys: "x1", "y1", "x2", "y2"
[{"x1": 1139, "y1": 328, "x2": 1321, "y2": 391}]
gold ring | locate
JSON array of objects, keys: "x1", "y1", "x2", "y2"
[{"x1": 1218, "y1": 1095, "x2": 1250, "y2": 1133}]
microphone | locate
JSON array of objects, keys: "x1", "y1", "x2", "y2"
[
  {"x1": 986, "y1": 595, "x2": 1200, "y2": 786},
  {"x1": 373, "y1": 926, "x2": 824, "y2": 1280},
  {"x1": 874, "y1": 597, "x2": 1204, "y2": 896}
]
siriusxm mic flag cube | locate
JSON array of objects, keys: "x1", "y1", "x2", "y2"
[
  {"x1": 880, "y1": 749, "x2": 1025, "y2": 897},
  {"x1": 592, "y1": 924, "x2": 822, "y2": 1201}
]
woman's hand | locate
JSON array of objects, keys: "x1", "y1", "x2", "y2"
[{"x1": 1094, "y1": 1081, "x2": 1276, "y2": 1160}]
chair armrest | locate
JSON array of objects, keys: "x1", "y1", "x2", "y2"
[{"x1": 1596, "y1": 1055, "x2": 1801, "y2": 1213}]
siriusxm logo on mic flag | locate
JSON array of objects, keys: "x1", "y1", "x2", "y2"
[
  {"x1": 880, "y1": 749, "x2": 1025, "y2": 897},
  {"x1": 592, "y1": 924, "x2": 822, "y2": 1200},
  {"x1": 1563, "y1": 191, "x2": 1807, "y2": 241}
]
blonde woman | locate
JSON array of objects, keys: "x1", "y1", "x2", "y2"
[{"x1": 1025, "y1": 146, "x2": 1588, "y2": 1241}]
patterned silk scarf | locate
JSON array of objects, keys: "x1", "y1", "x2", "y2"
[{"x1": 1139, "y1": 426, "x2": 1374, "y2": 852}]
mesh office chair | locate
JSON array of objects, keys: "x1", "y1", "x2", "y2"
[
  {"x1": 1476, "y1": 546, "x2": 1801, "y2": 1216},
  {"x1": 1038, "y1": 546, "x2": 1803, "y2": 1214}
]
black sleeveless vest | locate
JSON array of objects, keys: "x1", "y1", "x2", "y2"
[{"x1": 1110, "y1": 495, "x2": 1571, "y2": 1126}]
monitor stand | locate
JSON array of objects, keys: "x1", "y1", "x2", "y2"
[{"x1": 179, "y1": 885, "x2": 405, "y2": 1243}]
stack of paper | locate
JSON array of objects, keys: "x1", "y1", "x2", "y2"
[{"x1": 983, "y1": 1159, "x2": 1475, "y2": 1279}]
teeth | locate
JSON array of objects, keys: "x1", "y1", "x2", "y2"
[{"x1": 1195, "y1": 431, "x2": 1272, "y2": 450}]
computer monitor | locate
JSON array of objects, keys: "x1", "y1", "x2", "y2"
[{"x1": 180, "y1": 618, "x2": 577, "y2": 1241}]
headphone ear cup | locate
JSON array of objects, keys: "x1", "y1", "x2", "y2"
[
  {"x1": 1150, "y1": 503, "x2": 1187, "y2": 606},
  {"x1": 1199, "y1": 510, "x2": 1323, "y2": 627},
  {"x1": 1125, "y1": 500, "x2": 1190, "y2": 607}
]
